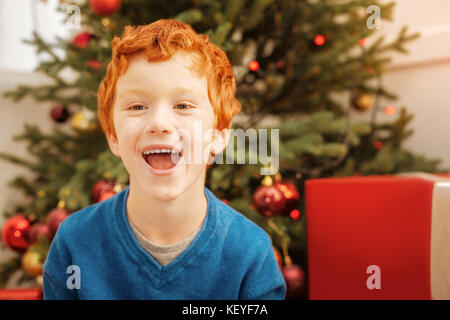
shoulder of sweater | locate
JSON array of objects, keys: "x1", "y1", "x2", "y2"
[{"x1": 56, "y1": 193, "x2": 117, "y2": 241}]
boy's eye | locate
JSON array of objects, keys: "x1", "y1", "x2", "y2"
[
  {"x1": 175, "y1": 104, "x2": 194, "y2": 110},
  {"x1": 129, "y1": 105, "x2": 145, "y2": 110}
]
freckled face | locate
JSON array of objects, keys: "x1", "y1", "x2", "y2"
[{"x1": 107, "y1": 51, "x2": 216, "y2": 201}]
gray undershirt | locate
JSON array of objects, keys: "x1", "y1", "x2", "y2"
[{"x1": 128, "y1": 215, "x2": 201, "y2": 267}]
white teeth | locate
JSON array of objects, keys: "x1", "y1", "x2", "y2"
[{"x1": 143, "y1": 148, "x2": 180, "y2": 155}]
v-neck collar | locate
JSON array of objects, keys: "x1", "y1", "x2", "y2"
[{"x1": 113, "y1": 186, "x2": 217, "y2": 288}]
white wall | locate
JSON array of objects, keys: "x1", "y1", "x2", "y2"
[
  {"x1": 379, "y1": 0, "x2": 450, "y2": 169},
  {"x1": 0, "y1": 71, "x2": 54, "y2": 287},
  {"x1": 0, "y1": 0, "x2": 72, "y2": 72}
]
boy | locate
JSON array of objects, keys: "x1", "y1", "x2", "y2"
[{"x1": 43, "y1": 19, "x2": 286, "y2": 299}]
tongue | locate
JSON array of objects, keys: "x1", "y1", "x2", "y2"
[{"x1": 146, "y1": 153, "x2": 176, "y2": 170}]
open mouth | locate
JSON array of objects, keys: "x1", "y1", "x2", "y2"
[{"x1": 142, "y1": 148, "x2": 183, "y2": 170}]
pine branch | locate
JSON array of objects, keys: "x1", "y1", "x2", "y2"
[{"x1": 0, "y1": 256, "x2": 22, "y2": 288}]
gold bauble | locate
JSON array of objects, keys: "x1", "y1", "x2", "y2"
[
  {"x1": 261, "y1": 175, "x2": 273, "y2": 186},
  {"x1": 351, "y1": 91, "x2": 374, "y2": 111},
  {"x1": 71, "y1": 109, "x2": 98, "y2": 132},
  {"x1": 22, "y1": 250, "x2": 43, "y2": 277},
  {"x1": 36, "y1": 275, "x2": 43, "y2": 287},
  {"x1": 57, "y1": 199, "x2": 66, "y2": 209},
  {"x1": 101, "y1": 18, "x2": 117, "y2": 31}
]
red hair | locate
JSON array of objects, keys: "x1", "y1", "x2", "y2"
[{"x1": 97, "y1": 19, "x2": 241, "y2": 140}]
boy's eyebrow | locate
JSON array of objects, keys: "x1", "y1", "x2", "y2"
[
  {"x1": 169, "y1": 87, "x2": 200, "y2": 96},
  {"x1": 117, "y1": 87, "x2": 201, "y2": 101},
  {"x1": 117, "y1": 88, "x2": 150, "y2": 100}
]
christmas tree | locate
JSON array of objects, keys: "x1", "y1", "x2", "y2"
[{"x1": 0, "y1": 0, "x2": 441, "y2": 299}]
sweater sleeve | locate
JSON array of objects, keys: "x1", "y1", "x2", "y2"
[
  {"x1": 42, "y1": 221, "x2": 79, "y2": 300},
  {"x1": 238, "y1": 235, "x2": 287, "y2": 300}
]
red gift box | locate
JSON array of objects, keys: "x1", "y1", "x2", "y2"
[
  {"x1": 305, "y1": 173, "x2": 450, "y2": 300},
  {"x1": 0, "y1": 288, "x2": 43, "y2": 300}
]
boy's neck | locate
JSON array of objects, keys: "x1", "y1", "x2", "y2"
[{"x1": 126, "y1": 177, "x2": 208, "y2": 246}]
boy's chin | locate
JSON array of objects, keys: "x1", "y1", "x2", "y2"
[
  {"x1": 131, "y1": 163, "x2": 207, "y2": 201},
  {"x1": 151, "y1": 188, "x2": 183, "y2": 201},
  {"x1": 138, "y1": 183, "x2": 185, "y2": 201}
]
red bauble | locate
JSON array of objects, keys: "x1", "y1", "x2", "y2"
[
  {"x1": 2, "y1": 215, "x2": 31, "y2": 252},
  {"x1": 73, "y1": 32, "x2": 93, "y2": 48},
  {"x1": 374, "y1": 141, "x2": 383, "y2": 150},
  {"x1": 98, "y1": 191, "x2": 116, "y2": 202},
  {"x1": 89, "y1": 0, "x2": 121, "y2": 16},
  {"x1": 274, "y1": 181, "x2": 300, "y2": 214},
  {"x1": 27, "y1": 223, "x2": 52, "y2": 244},
  {"x1": 87, "y1": 59, "x2": 102, "y2": 70},
  {"x1": 91, "y1": 179, "x2": 116, "y2": 203},
  {"x1": 50, "y1": 105, "x2": 70, "y2": 123},
  {"x1": 282, "y1": 264, "x2": 306, "y2": 299},
  {"x1": 252, "y1": 185, "x2": 286, "y2": 217},
  {"x1": 46, "y1": 209, "x2": 69, "y2": 237}
]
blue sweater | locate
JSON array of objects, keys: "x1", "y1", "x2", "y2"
[{"x1": 43, "y1": 186, "x2": 287, "y2": 299}]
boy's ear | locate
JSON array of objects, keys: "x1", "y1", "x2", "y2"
[
  {"x1": 211, "y1": 127, "x2": 231, "y2": 155},
  {"x1": 106, "y1": 132, "x2": 121, "y2": 158}
]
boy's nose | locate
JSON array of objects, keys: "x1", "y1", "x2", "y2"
[{"x1": 145, "y1": 105, "x2": 174, "y2": 135}]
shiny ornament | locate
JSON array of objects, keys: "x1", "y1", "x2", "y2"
[
  {"x1": 72, "y1": 31, "x2": 93, "y2": 48},
  {"x1": 261, "y1": 175, "x2": 273, "y2": 186},
  {"x1": 282, "y1": 263, "x2": 306, "y2": 299},
  {"x1": 87, "y1": 59, "x2": 101, "y2": 70},
  {"x1": 50, "y1": 105, "x2": 70, "y2": 123},
  {"x1": 89, "y1": 0, "x2": 121, "y2": 16},
  {"x1": 274, "y1": 181, "x2": 300, "y2": 214},
  {"x1": 36, "y1": 275, "x2": 43, "y2": 287},
  {"x1": 46, "y1": 208, "x2": 69, "y2": 236},
  {"x1": 71, "y1": 109, "x2": 98, "y2": 132},
  {"x1": 252, "y1": 185, "x2": 286, "y2": 217},
  {"x1": 351, "y1": 90, "x2": 374, "y2": 111},
  {"x1": 113, "y1": 183, "x2": 126, "y2": 193},
  {"x1": 98, "y1": 191, "x2": 116, "y2": 202},
  {"x1": 101, "y1": 17, "x2": 117, "y2": 31},
  {"x1": 22, "y1": 250, "x2": 43, "y2": 277},
  {"x1": 374, "y1": 141, "x2": 383, "y2": 150},
  {"x1": 91, "y1": 179, "x2": 116, "y2": 202},
  {"x1": 2, "y1": 215, "x2": 30, "y2": 252},
  {"x1": 27, "y1": 223, "x2": 52, "y2": 244}
]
